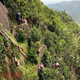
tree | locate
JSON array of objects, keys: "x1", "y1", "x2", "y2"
[
  {"x1": 27, "y1": 42, "x2": 39, "y2": 64},
  {"x1": 44, "y1": 31, "x2": 58, "y2": 53},
  {"x1": 39, "y1": 68, "x2": 53, "y2": 80},
  {"x1": 16, "y1": 29, "x2": 26, "y2": 43},
  {"x1": 41, "y1": 49, "x2": 52, "y2": 68},
  {"x1": 30, "y1": 27, "x2": 41, "y2": 42}
]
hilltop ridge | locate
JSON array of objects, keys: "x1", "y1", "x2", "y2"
[{"x1": 47, "y1": 1, "x2": 80, "y2": 25}]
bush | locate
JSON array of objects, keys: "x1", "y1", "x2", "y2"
[
  {"x1": 20, "y1": 64, "x2": 39, "y2": 80},
  {"x1": 30, "y1": 27, "x2": 41, "y2": 42},
  {"x1": 16, "y1": 29, "x2": 26, "y2": 43},
  {"x1": 39, "y1": 68, "x2": 53, "y2": 80},
  {"x1": 63, "y1": 66, "x2": 71, "y2": 80},
  {"x1": 41, "y1": 49, "x2": 52, "y2": 68},
  {"x1": 44, "y1": 31, "x2": 58, "y2": 53},
  {"x1": 27, "y1": 42, "x2": 39, "y2": 64}
]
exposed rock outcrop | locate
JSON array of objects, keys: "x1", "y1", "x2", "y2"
[{"x1": 0, "y1": 2, "x2": 10, "y2": 31}]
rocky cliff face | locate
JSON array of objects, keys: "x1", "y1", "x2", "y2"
[{"x1": 0, "y1": 2, "x2": 10, "y2": 31}]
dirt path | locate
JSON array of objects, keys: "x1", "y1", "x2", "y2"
[
  {"x1": 38, "y1": 45, "x2": 44, "y2": 65},
  {"x1": 4, "y1": 56, "x2": 12, "y2": 80},
  {"x1": 70, "y1": 66, "x2": 77, "y2": 80}
]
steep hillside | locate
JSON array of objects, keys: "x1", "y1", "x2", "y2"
[
  {"x1": 0, "y1": 0, "x2": 80, "y2": 80},
  {"x1": 0, "y1": 2, "x2": 10, "y2": 30},
  {"x1": 0, "y1": 24, "x2": 27, "y2": 80},
  {"x1": 47, "y1": 1, "x2": 80, "y2": 25}
]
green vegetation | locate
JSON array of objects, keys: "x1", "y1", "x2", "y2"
[
  {"x1": 0, "y1": 35, "x2": 6, "y2": 78},
  {"x1": 44, "y1": 31, "x2": 58, "y2": 53},
  {"x1": 27, "y1": 42, "x2": 40, "y2": 64},
  {"x1": 41, "y1": 49, "x2": 52, "y2": 68},
  {"x1": 20, "y1": 64, "x2": 38, "y2": 80},
  {"x1": 30, "y1": 27, "x2": 41, "y2": 42},
  {"x1": 16, "y1": 29, "x2": 26, "y2": 43},
  {"x1": 0, "y1": 0, "x2": 80, "y2": 80},
  {"x1": 38, "y1": 68, "x2": 53, "y2": 80}
]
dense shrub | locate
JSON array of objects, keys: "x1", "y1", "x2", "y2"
[
  {"x1": 30, "y1": 27, "x2": 41, "y2": 42},
  {"x1": 44, "y1": 31, "x2": 58, "y2": 53},
  {"x1": 20, "y1": 64, "x2": 39, "y2": 80},
  {"x1": 48, "y1": 16, "x2": 61, "y2": 34},
  {"x1": 27, "y1": 42, "x2": 39, "y2": 64},
  {"x1": 0, "y1": 35, "x2": 7, "y2": 79},
  {"x1": 39, "y1": 68, "x2": 53, "y2": 80},
  {"x1": 63, "y1": 66, "x2": 71, "y2": 80},
  {"x1": 16, "y1": 29, "x2": 26, "y2": 43},
  {"x1": 41, "y1": 49, "x2": 52, "y2": 68}
]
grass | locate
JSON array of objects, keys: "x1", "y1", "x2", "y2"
[
  {"x1": 4, "y1": 29, "x2": 17, "y2": 43},
  {"x1": 18, "y1": 41, "x2": 28, "y2": 54},
  {"x1": 4, "y1": 29, "x2": 28, "y2": 54}
]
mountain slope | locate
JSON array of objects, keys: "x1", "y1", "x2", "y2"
[
  {"x1": 0, "y1": 0, "x2": 80, "y2": 80},
  {"x1": 47, "y1": 1, "x2": 80, "y2": 24}
]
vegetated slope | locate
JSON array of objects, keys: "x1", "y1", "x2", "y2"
[
  {"x1": 0, "y1": 24, "x2": 27, "y2": 80},
  {"x1": 0, "y1": 0, "x2": 80, "y2": 80},
  {"x1": 47, "y1": 1, "x2": 80, "y2": 25},
  {"x1": 0, "y1": 2, "x2": 10, "y2": 30}
]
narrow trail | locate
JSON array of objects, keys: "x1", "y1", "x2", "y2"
[
  {"x1": 38, "y1": 45, "x2": 44, "y2": 65},
  {"x1": 5, "y1": 56, "x2": 12, "y2": 80},
  {"x1": 71, "y1": 66, "x2": 77, "y2": 80},
  {"x1": 0, "y1": 29, "x2": 26, "y2": 57}
]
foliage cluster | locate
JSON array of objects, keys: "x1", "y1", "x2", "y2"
[
  {"x1": 3, "y1": 0, "x2": 80, "y2": 80},
  {"x1": 16, "y1": 29, "x2": 26, "y2": 43}
]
